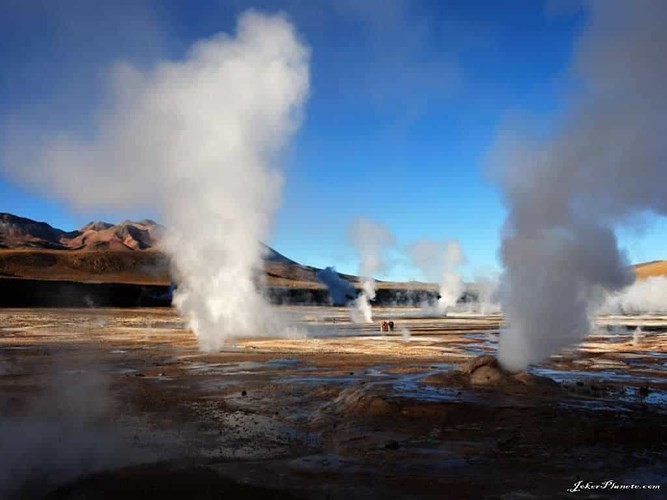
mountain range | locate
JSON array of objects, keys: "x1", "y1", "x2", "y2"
[
  {"x1": 0, "y1": 212, "x2": 664, "y2": 286},
  {"x1": 0, "y1": 213, "x2": 294, "y2": 262},
  {"x1": 0, "y1": 213, "x2": 344, "y2": 286}
]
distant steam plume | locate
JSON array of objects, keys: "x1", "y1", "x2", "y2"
[
  {"x1": 470, "y1": 274, "x2": 501, "y2": 315},
  {"x1": 316, "y1": 267, "x2": 356, "y2": 306},
  {"x1": 602, "y1": 276, "x2": 667, "y2": 315},
  {"x1": 348, "y1": 217, "x2": 395, "y2": 322},
  {"x1": 2, "y1": 11, "x2": 310, "y2": 349},
  {"x1": 492, "y1": 0, "x2": 667, "y2": 371},
  {"x1": 406, "y1": 239, "x2": 464, "y2": 314}
]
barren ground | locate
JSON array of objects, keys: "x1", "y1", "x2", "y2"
[{"x1": 1, "y1": 307, "x2": 665, "y2": 499}]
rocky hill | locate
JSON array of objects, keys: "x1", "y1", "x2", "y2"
[
  {"x1": 0, "y1": 213, "x2": 328, "y2": 286},
  {"x1": 4, "y1": 212, "x2": 660, "y2": 290},
  {"x1": 0, "y1": 213, "x2": 163, "y2": 251},
  {"x1": 633, "y1": 260, "x2": 667, "y2": 279}
]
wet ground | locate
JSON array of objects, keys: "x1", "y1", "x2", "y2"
[{"x1": 0, "y1": 307, "x2": 665, "y2": 498}]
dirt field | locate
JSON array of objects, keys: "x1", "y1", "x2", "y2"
[{"x1": 1, "y1": 307, "x2": 665, "y2": 498}]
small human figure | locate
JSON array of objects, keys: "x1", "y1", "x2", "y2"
[{"x1": 388, "y1": 321, "x2": 395, "y2": 332}]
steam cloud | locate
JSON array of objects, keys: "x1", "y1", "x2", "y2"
[
  {"x1": 492, "y1": 1, "x2": 667, "y2": 371},
  {"x1": 407, "y1": 239, "x2": 464, "y2": 314},
  {"x1": 469, "y1": 274, "x2": 501, "y2": 315},
  {"x1": 3, "y1": 12, "x2": 310, "y2": 349},
  {"x1": 0, "y1": 369, "x2": 149, "y2": 497},
  {"x1": 602, "y1": 276, "x2": 667, "y2": 315},
  {"x1": 316, "y1": 267, "x2": 356, "y2": 306},
  {"x1": 348, "y1": 217, "x2": 395, "y2": 322}
]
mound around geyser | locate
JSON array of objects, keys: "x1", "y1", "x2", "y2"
[{"x1": 425, "y1": 355, "x2": 559, "y2": 394}]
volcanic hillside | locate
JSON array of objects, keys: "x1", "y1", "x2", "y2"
[
  {"x1": 633, "y1": 260, "x2": 667, "y2": 280},
  {"x1": 0, "y1": 213, "x2": 331, "y2": 287},
  {"x1": 2, "y1": 213, "x2": 661, "y2": 288},
  {"x1": 0, "y1": 213, "x2": 163, "y2": 251}
]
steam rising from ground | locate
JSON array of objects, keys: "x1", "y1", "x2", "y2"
[
  {"x1": 316, "y1": 267, "x2": 356, "y2": 306},
  {"x1": 407, "y1": 239, "x2": 464, "y2": 314},
  {"x1": 602, "y1": 276, "x2": 667, "y2": 315},
  {"x1": 0, "y1": 369, "x2": 148, "y2": 497},
  {"x1": 3, "y1": 12, "x2": 310, "y2": 349},
  {"x1": 492, "y1": 1, "x2": 667, "y2": 371},
  {"x1": 348, "y1": 217, "x2": 395, "y2": 322},
  {"x1": 465, "y1": 274, "x2": 501, "y2": 315}
]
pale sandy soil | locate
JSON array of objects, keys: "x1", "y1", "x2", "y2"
[{"x1": 0, "y1": 307, "x2": 665, "y2": 499}]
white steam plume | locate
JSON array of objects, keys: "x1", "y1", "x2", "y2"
[
  {"x1": 602, "y1": 276, "x2": 667, "y2": 315},
  {"x1": 406, "y1": 239, "x2": 464, "y2": 314},
  {"x1": 2, "y1": 11, "x2": 310, "y2": 350},
  {"x1": 491, "y1": 0, "x2": 667, "y2": 371},
  {"x1": 316, "y1": 266, "x2": 356, "y2": 306},
  {"x1": 348, "y1": 217, "x2": 395, "y2": 323},
  {"x1": 465, "y1": 274, "x2": 501, "y2": 315}
]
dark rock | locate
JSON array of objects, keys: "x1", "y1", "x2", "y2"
[{"x1": 384, "y1": 440, "x2": 400, "y2": 450}]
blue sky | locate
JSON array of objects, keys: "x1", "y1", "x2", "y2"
[{"x1": 1, "y1": 0, "x2": 665, "y2": 281}]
